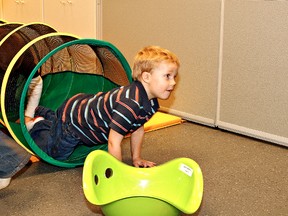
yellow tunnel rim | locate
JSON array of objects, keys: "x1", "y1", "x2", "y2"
[{"x1": 0, "y1": 32, "x2": 79, "y2": 154}]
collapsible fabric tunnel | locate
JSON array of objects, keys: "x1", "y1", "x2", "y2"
[
  {"x1": 0, "y1": 23, "x2": 23, "y2": 47},
  {"x1": 0, "y1": 23, "x2": 24, "y2": 126},
  {"x1": 0, "y1": 23, "x2": 23, "y2": 42},
  {"x1": 1, "y1": 32, "x2": 79, "y2": 155},
  {"x1": 2, "y1": 37, "x2": 132, "y2": 167},
  {"x1": 0, "y1": 23, "x2": 57, "y2": 124},
  {"x1": 0, "y1": 23, "x2": 25, "y2": 109}
]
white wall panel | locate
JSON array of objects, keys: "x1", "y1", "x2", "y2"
[
  {"x1": 103, "y1": 0, "x2": 221, "y2": 126},
  {"x1": 218, "y1": 0, "x2": 288, "y2": 146}
]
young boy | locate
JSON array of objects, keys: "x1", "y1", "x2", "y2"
[{"x1": 26, "y1": 45, "x2": 180, "y2": 168}]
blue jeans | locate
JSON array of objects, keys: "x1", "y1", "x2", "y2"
[
  {"x1": 0, "y1": 130, "x2": 31, "y2": 178},
  {"x1": 29, "y1": 106, "x2": 81, "y2": 161}
]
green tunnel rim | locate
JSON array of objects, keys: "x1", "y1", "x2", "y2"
[{"x1": 19, "y1": 38, "x2": 132, "y2": 167}]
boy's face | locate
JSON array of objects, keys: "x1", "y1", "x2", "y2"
[{"x1": 143, "y1": 62, "x2": 178, "y2": 100}]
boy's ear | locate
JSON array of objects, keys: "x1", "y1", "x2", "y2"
[{"x1": 141, "y1": 72, "x2": 150, "y2": 83}]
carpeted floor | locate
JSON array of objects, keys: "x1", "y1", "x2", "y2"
[{"x1": 0, "y1": 121, "x2": 287, "y2": 216}]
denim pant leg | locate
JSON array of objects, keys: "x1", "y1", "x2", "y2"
[
  {"x1": 0, "y1": 130, "x2": 31, "y2": 178},
  {"x1": 29, "y1": 119, "x2": 55, "y2": 157},
  {"x1": 50, "y1": 121, "x2": 81, "y2": 161},
  {"x1": 30, "y1": 117, "x2": 80, "y2": 161}
]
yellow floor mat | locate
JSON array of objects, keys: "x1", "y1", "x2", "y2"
[{"x1": 144, "y1": 111, "x2": 183, "y2": 132}]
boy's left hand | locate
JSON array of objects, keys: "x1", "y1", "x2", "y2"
[{"x1": 133, "y1": 158, "x2": 156, "y2": 168}]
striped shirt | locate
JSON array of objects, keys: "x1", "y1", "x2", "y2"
[{"x1": 60, "y1": 81, "x2": 159, "y2": 145}]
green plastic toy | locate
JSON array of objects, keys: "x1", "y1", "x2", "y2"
[{"x1": 82, "y1": 150, "x2": 204, "y2": 216}]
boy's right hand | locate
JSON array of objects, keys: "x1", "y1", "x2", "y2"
[{"x1": 133, "y1": 158, "x2": 156, "y2": 168}]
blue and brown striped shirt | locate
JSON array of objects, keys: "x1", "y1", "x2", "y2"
[{"x1": 60, "y1": 81, "x2": 159, "y2": 145}]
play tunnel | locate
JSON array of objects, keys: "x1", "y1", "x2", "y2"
[
  {"x1": 0, "y1": 22, "x2": 58, "y2": 125},
  {"x1": 0, "y1": 22, "x2": 132, "y2": 167}
]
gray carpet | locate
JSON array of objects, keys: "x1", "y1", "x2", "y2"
[{"x1": 0, "y1": 122, "x2": 287, "y2": 216}]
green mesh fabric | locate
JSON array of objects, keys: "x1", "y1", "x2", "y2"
[{"x1": 40, "y1": 72, "x2": 120, "y2": 110}]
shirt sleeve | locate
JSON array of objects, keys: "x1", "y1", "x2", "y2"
[{"x1": 108, "y1": 98, "x2": 141, "y2": 135}]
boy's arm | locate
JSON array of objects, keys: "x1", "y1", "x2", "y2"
[
  {"x1": 130, "y1": 126, "x2": 156, "y2": 168},
  {"x1": 108, "y1": 129, "x2": 125, "y2": 161}
]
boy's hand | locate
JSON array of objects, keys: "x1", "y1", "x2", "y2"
[{"x1": 133, "y1": 158, "x2": 156, "y2": 168}]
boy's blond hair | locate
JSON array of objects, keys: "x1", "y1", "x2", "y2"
[{"x1": 132, "y1": 46, "x2": 180, "y2": 81}]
